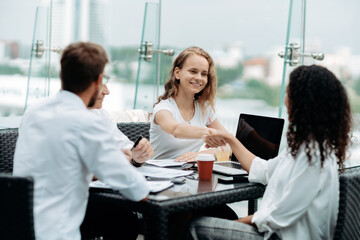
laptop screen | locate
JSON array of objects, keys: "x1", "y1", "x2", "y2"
[{"x1": 232, "y1": 113, "x2": 285, "y2": 161}]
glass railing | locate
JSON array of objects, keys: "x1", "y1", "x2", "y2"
[{"x1": 0, "y1": 0, "x2": 359, "y2": 167}]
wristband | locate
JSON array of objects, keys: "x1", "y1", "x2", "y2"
[{"x1": 131, "y1": 158, "x2": 143, "y2": 168}]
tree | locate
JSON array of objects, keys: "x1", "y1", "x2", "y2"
[
  {"x1": 354, "y1": 77, "x2": 360, "y2": 96},
  {"x1": 0, "y1": 64, "x2": 23, "y2": 75},
  {"x1": 109, "y1": 47, "x2": 138, "y2": 62},
  {"x1": 216, "y1": 63, "x2": 243, "y2": 87}
]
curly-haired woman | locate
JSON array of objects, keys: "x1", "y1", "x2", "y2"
[
  {"x1": 150, "y1": 46, "x2": 229, "y2": 162},
  {"x1": 189, "y1": 65, "x2": 352, "y2": 240}
]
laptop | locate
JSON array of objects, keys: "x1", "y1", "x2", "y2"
[{"x1": 213, "y1": 113, "x2": 285, "y2": 176}]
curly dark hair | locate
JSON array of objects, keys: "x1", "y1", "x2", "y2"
[{"x1": 286, "y1": 65, "x2": 352, "y2": 169}]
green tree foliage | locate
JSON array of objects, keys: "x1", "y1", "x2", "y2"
[
  {"x1": 109, "y1": 47, "x2": 138, "y2": 82},
  {"x1": 37, "y1": 65, "x2": 60, "y2": 78},
  {"x1": 109, "y1": 47, "x2": 138, "y2": 62},
  {"x1": 112, "y1": 62, "x2": 134, "y2": 82},
  {"x1": 159, "y1": 54, "x2": 173, "y2": 85},
  {"x1": 218, "y1": 78, "x2": 281, "y2": 107},
  {"x1": 216, "y1": 63, "x2": 243, "y2": 87},
  {"x1": 245, "y1": 79, "x2": 281, "y2": 106},
  {"x1": 0, "y1": 64, "x2": 23, "y2": 75},
  {"x1": 139, "y1": 53, "x2": 173, "y2": 85},
  {"x1": 354, "y1": 77, "x2": 360, "y2": 96}
]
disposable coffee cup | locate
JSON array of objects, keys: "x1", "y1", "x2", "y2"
[{"x1": 196, "y1": 154, "x2": 215, "y2": 180}]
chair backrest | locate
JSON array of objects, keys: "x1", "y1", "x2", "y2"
[
  {"x1": 117, "y1": 122, "x2": 150, "y2": 143},
  {"x1": 0, "y1": 174, "x2": 35, "y2": 240},
  {"x1": 0, "y1": 129, "x2": 18, "y2": 174},
  {"x1": 334, "y1": 168, "x2": 360, "y2": 240},
  {"x1": 0, "y1": 124, "x2": 151, "y2": 173}
]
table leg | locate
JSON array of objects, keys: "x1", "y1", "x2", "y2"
[
  {"x1": 143, "y1": 208, "x2": 169, "y2": 240},
  {"x1": 248, "y1": 199, "x2": 258, "y2": 215}
]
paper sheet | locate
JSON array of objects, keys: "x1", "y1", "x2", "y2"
[
  {"x1": 146, "y1": 181, "x2": 174, "y2": 193},
  {"x1": 137, "y1": 166, "x2": 193, "y2": 179},
  {"x1": 89, "y1": 180, "x2": 174, "y2": 193},
  {"x1": 146, "y1": 159, "x2": 184, "y2": 167}
]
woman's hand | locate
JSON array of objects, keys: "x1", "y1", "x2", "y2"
[
  {"x1": 132, "y1": 138, "x2": 154, "y2": 164},
  {"x1": 203, "y1": 130, "x2": 229, "y2": 148},
  {"x1": 175, "y1": 152, "x2": 199, "y2": 162}
]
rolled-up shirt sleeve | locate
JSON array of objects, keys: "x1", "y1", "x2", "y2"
[
  {"x1": 249, "y1": 152, "x2": 283, "y2": 185},
  {"x1": 250, "y1": 154, "x2": 321, "y2": 235}
]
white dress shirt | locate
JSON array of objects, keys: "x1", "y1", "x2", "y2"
[
  {"x1": 249, "y1": 146, "x2": 339, "y2": 240},
  {"x1": 13, "y1": 91, "x2": 149, "y2": 240},
  {"x1": 91, "y1": 108, "x2": 134, "y2": 149},
  {"x1": 150, "y1": 98, "x2": 216, "y2": 159}
]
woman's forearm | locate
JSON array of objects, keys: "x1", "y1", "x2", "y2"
[
  {"x1": 226, "y1": 134, "x2": 256, "y2": 172},
  {"x1": 171, "y1": 123, "x2": 210, "y2": 139}
]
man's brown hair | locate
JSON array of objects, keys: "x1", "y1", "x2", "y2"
[{"x1": 60, "y1": 42, "x2": 109, "y2": 94}]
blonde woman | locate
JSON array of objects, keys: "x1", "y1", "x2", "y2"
[{"x1": 150, "y1": 46, "x2": 228, "y2": 162}]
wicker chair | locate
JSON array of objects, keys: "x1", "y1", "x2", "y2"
[
  {"x1": 0, "y1": 174, "x2": 35, "y2": 240},
  {"x1": 0, "y1": 123, "x2": 150, "y2": 174},
  {"x1": 117, "y1": 122, "x2": 150, "y2": 142},
  {"x1": 0, "y1": 129, "x2": 18, "y2": 174},
  {"x1": 334, "y1": 168, "x2": 360, "y2": 240}
]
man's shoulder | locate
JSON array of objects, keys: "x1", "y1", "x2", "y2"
[
  {"x1": 25, "y1": 95, "x2": 54, "y2": 113},
  {"x1": 24, "y1": 99, "x2": 101, "y2": 129},
  {"x1": 71, "y1": 108, "x2": 104, "y2": 127}
]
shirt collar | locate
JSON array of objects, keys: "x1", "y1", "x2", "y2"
[{"x1": 57, "y1": 90, "x2": 88, "y2": 110}]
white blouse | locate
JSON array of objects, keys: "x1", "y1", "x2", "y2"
[
  {"x1": 249, "y1": 146, "x2": 339, "y2": 240},
  {"x1": 91, "y1": 108, "x2": 134, "y2": 149}
]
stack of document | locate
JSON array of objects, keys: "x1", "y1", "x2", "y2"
[
  {"x1": 146, "y1": 180, "x2": 174, "y2": 193},
  {"x1": 89, "y1": 161, "x2": 193, "y2": 194},
  {"x1": 137, "y1": 166, "x2": 193, "y2": 179},
  {"x1": 90, "y1": 180, "x2": 174, "y2": 193},
  {"x1": 146, "y1": 159, "x2": 184, "y2": 167}
]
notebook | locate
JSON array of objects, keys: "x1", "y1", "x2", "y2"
[{"x1": 213, "y1": 113, "x2": 285, "y2": 176}]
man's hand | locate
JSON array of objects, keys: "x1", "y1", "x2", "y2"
[
  {"x1": 132, "y1": 138, "x2": 154, "y2": 163},
  {"x1": 121, "y1": 149, "x2": 132, "y2": 160}
]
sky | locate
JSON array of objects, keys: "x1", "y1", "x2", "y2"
[{"x1": 0, "y1": 0, "x2": 360, "y2": 56}]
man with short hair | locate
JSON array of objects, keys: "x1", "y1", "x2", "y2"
[{"x1": 13, "y1": 42, "x2": 149, "y2": 240}]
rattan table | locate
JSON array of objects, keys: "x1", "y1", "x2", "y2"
[{"x1": 89, "y1": 171, "x2": 265, "y2": 240}]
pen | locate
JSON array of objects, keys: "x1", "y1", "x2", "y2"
[{"x1": 131, "y1": 135, "x2": 143, "y2": 151}]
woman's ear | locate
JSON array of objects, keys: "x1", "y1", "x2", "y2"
[{"x1": 174, "y1": 67, "x2": 180, "y2": 80}]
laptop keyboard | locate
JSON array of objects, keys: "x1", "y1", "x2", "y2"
[{"x1": 215, "y1": 162, "x2": 243, "y2": 169}]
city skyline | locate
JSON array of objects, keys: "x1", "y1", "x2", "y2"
[{"x1": 0, "y1": 0, "x2": 359, "y2": 57}]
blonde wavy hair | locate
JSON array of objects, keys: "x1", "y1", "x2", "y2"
[{"x1": 154, "y1": 46, "x2": 217, "y2": 114}]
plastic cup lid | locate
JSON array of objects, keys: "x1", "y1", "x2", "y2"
[{"x1": 196, "y1": 154, "x2": 215, "y2": 161}]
